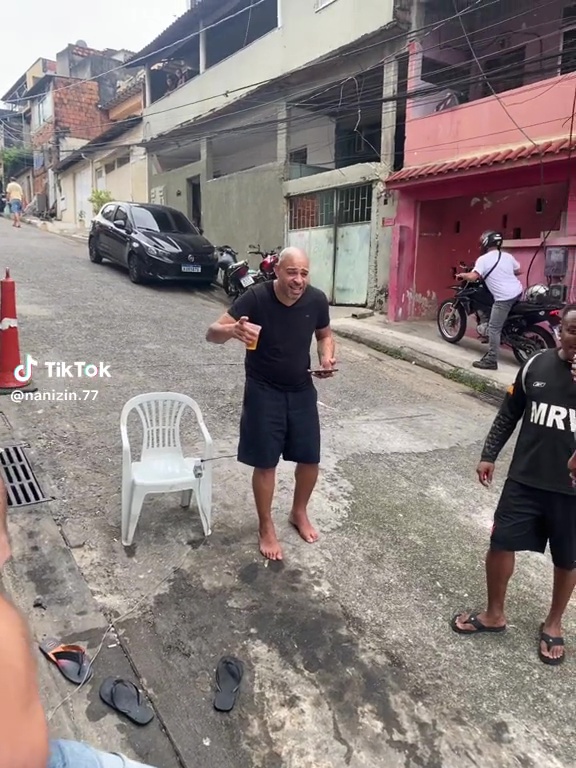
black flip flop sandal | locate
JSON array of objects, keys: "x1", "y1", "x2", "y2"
[
  {"x1": 214, "y1": 656, "x2": 244, "y2": 712},
  {"x1": 99, "y1": 677, "x2": 154, "y2": 725},
  {"x1": 39, "y1": 638, "x2": 93, "y2": 685},
  {"x1": 451, "y1": 611, "x2": 506, "y2": 635},
  {"x1": 538, "y1": 624, "x2": 565, "y2": 666}
]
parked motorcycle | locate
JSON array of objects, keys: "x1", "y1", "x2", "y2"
[
  {"x1": 248, "y1": 244, "x2": 281, "y2": 281},
  {"x1": 216, "y1": 245, "x2": 260, "y2": 299},
  {"x1": 437, "y1": 262, "x2": 563, "y2": 365}
]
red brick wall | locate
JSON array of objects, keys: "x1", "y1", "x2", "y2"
[
  {"x1": 53, "y1": 78, "x2": 110, "y2": 141},
  {"x1": 30, "y1": 77, "x2": 110, "y2": 197}
]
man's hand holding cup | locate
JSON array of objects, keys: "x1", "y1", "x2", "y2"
[{"x1": 233, "y1": 316, "x2": 261, "y2": 350}]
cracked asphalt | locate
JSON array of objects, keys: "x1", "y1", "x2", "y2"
[{"x1": 0, "y1": 218, "x2": 574, "y2": 767}]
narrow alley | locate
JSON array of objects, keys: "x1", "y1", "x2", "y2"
[{"x1": 1, "y1": 220, "x2": 574, "y2": 768}]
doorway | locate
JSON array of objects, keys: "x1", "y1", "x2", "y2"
[{"x1": 187, "y1": 176, "x2": 202, "y2": 229}]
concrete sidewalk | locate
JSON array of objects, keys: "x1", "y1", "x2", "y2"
[
  {"x1": 332, "y1": 313, "x2": 520, "y2": 398},
  {"x1": 21, "y1": 215, "x2": 89, "y2": 242}
]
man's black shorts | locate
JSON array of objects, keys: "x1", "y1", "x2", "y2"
[
  {"x1": 490, "y1": 478, "x2": 576, "y2": 570},
  {"x1": 238, "y1": 377, "x2": 320, "y2": 469}
]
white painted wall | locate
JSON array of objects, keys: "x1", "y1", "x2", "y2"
[
  {"x1": 144, "y1": 0, "x2": 396, "y2": 138},
  {"x1": 58, "y1": 124, "x2": 148, "y2": 223},
  {"x1": 288, "y1": 108, "x2": 335, "y2": 167}
]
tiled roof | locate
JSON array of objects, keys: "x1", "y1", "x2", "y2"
[{"x1": 386, "y1": 137, "x2": 576, "y2": 185}]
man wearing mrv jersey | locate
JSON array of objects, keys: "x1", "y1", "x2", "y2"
[{"x1": 452, "y1": 304, "x2": 576, "y2": 666}]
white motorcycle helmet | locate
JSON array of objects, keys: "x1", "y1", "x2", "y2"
[{"x1": 524, "y1": 284, "x2": 549, "y2": 302}]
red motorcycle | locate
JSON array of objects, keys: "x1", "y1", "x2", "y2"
[{"x1": 248, "y1": 245, "x2": 281, "y2": 281}]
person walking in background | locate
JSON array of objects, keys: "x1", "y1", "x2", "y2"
[
  {"x1": 456, "y1": 230, "x2": 523, "y2": 370},
  {"x1": 206, "y1": 247, "x2": 336, "y2": 561},
  {"x1": 6, "y1": 177, "x2": 24, "y2": 228}
]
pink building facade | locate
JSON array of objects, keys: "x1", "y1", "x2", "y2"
[{"x1": 386, "y1": 0, "x2": 576, "y2": 321}]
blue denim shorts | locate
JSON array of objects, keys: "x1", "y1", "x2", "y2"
[
  {"x1": 10, "y1": 200, "x2": 22, "y2": 214},
  {"x1": 49, "y1": 740, "x2": 157, "y2": 768}
]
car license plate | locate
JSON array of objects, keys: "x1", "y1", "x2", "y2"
[
  {"x1": 182, "y1": 265, "x2": 201, "y2": 272},
  {"x1": 240, "y1": 275, "x2": 254, "y2": 287}
]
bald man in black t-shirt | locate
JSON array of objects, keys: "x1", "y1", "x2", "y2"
[{"x1": 206, "y1": 248, "x2": 336, "y2": 561}]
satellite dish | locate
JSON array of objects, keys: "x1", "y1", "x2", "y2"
[{"x1": 75, "y1": 40, "x2": 88, "y2": 48}]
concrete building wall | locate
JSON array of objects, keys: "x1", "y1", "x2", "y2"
[
  {"x1": 405, "y1": 46, "x2": 576, "y2": 167},
  {"x1": 143, "y1": 0, "x2": 396, "y2": 139},
  {"x1": 202, "y1": 163, "x2": 285, "y2": 263},
  {"x1": 288, "y1": 108, "x2": 335, "y2": 168},
  {"x1": 58, "y1": 125, "x2": 148, "y2": 223},
  {"x1": 214, "y1": 133, "x2": 277, "y2": 177}
]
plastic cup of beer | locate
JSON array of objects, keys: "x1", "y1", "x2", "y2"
[{"x1": 245, "y1": 323, "x2": 261, "y2": 351}]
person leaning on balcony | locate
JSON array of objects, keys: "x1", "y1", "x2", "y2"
[{"x1": 456, "y1": 230, "x2": 523, "y2": 371}]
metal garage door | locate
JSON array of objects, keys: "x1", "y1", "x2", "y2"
[{"x1": 287, "y1": 183, "x2": 372, "y2": 305}]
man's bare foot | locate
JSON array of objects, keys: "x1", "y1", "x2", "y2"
[
  {"x1": 259, "y1": 527, "x2": 283, "y2": 560},
  {"x1": 451, "y1": 610, "x2": 506, "y2": 634},
  {"x1": 539, "y1": 622, "x2": 565, "y2": 664},
  {"x1": 289, "y1": 512, "x2": 319, "y2": 544}
]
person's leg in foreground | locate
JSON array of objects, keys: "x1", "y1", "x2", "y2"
[
  {"x1": 240, "y1": 381, "x2": 321, "y2": 560},
  {"x1": 239, "y1": 379, "x2": 286, "y2": 560},
  {"x1": 252, "y1": 466, "x2": 280, "y2": 559},
  {"x1": 474, "y1": 297, "x2": 516, "y2": 369},
  {"x1": 452, "y1": 481, "x2": 576, "y2": 664},
  {"x1": 285, "y1": 387, "x2": 321, "y2": 544},
  {"x1": 452, "y1": 480, "x2": 536, "y2": 636}
]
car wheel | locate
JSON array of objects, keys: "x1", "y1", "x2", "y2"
[
  {"x1": 89, "y1": 237, "x2": 103, "y2": 264},
  {"x1": 128, "y1": 253, "x2": 145, "y2": 284}
]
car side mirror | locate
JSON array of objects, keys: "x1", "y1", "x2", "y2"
[{"x1": 114, "y1": 219, "x2": 126, "y2": 229}]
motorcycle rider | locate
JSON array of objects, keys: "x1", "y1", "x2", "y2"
[{"x1": 456, "y1": 231, "x2": 523, "y2": 370}]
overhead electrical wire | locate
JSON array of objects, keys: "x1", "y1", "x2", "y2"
[
  {"x1": 7, "y1": 31, "x2": 574, "y2": 163},
  {"x1": 1, "y1": 0, "x2": 558, "y2": 149},
  {"x1": 4, "y1": 0, "x2": 574, "y2": 188}
]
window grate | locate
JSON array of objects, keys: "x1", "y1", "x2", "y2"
[
  {"x1": 288, "y1": 190, "x2": 334, "y2": 230},
  {"x1": 337, "y1": 184, "x2": 372, "y2": 225},
  {"x1": 0, "y1": 445, "x2": 50, "y2": 508},
  {"x1": 288, "y1": 184, "x2": 373, "y2": 230}
]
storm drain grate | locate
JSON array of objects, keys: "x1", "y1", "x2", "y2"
[
  {"x1": 0, "y1": 445, "x2": 50, "y2": 508},
  {"x1": 465, "y1": 390, "x2": 501, "y2": 407}
]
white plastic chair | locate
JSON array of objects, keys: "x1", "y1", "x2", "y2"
[{"x1": 120, "y1": 393, "x2": 213, "y2": 547}]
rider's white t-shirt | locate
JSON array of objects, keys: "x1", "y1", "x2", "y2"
[{"x1": 473, "y1": 249, "x2": 523, "y2": 302}]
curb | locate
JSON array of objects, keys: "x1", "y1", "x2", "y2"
[
  {"x1": 21, "y1": 217, "x2": 89, "y2": 244},
  {"x1": 333, "y1": 325, "x2": 506, "y2": 405}
]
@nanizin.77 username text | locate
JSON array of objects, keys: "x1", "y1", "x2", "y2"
[{"x1": 10, "y1": 389, "x2": 99, "y2": 403}]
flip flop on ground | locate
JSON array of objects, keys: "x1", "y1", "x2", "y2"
[
  {"x1": 39, "y1": 638, "x2": 93, "y2": 685},
  {"x1": 214, "y1": 656, "x2": 244, "y2": 712},
  {"x1": 451, "y1": 611, "x2": 507, "y2": 635},
  {"x1": 99, "y1": 677, "x2": 155, "y2": 725},
  {"x1": 538, "y1": 623, "x2": 565, "y2": 666}
]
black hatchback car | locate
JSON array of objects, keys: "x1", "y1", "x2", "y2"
[{"x1": 88, "y1": 202, "x2": 218, "y2": 285}]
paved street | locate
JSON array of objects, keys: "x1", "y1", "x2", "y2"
[{"x1": 0, "y1": 218, "x2": 575, "y2": 767}]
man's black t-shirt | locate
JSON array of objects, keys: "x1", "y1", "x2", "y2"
[
  {"x1": 481, "y1": 349, "x2": 576, "y2": 495},
  {"x1": 227, "y1": 281, "x2": 330, "y2": 391}
]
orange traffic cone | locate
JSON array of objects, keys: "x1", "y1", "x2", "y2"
[{"x1": 0, "y1": 269, "x2": 36, "y2": 393}]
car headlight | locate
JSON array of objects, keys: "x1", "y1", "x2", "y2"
[{"x1": 144, "y1": 244, "x2": 159, "y2": 257}]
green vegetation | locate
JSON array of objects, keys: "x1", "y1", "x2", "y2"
[{"x1": 88, "y1": 189, "x2": 113, "y2": 215}]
